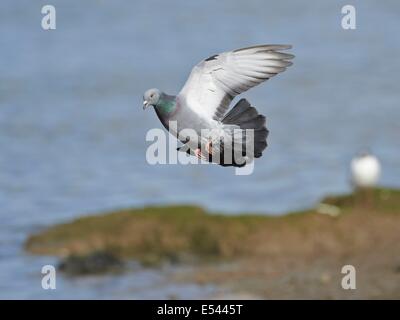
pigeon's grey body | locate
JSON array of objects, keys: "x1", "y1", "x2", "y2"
[
  {"x1": 143, "y1": 44, "x2": 294, "y2": 167},
  {"x1": 153, "y1": 94, "x2": 210, "y2": 141}
]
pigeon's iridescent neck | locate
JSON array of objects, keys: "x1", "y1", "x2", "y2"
[{"x1": 155, "y1": 95, "x2": 177, "y2": 115}]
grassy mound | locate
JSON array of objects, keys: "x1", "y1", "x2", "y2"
[{"x1": 25, "y1": 188, "x2": 400, "y2": 268}]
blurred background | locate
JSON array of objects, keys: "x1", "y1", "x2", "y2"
[{"x1": 0, "y1": 0, "x2": 399, "y2": 299}]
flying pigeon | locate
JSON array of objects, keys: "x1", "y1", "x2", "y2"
[{"x1": 143, "y1": 44, "x2": 294, "y2": 167}]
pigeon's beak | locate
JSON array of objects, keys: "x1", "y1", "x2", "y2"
[{"x1": 143, "y1": 100, "x2": 149, "y2": 110}]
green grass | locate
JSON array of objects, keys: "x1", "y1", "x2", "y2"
[
  {"x1": 26, "y1": 205, "x2": 262, "y2": 264},
  {"x1": 25, "y1": 188, "x2": 400, "y2": 267},
  {"x1": 322, "y1": 187, "x2": 400, "y2": 212}
]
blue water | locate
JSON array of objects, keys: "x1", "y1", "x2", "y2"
[{"x1": 1, "y1": 0, "x2": 399, "y2": 298}]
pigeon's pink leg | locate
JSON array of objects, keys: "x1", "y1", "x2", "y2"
[
  {"x1": 205, "y1": 140, "x2": 213, "y2": 155},
  {"x1": 194, "y1": 140, "x2": 212, "y2": 160},
  {"x1": 194, "y1": 148, "x2": 202, "y2": 159}
]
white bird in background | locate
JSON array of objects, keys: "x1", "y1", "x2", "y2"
[{"x1": 351, "y1": 153, "x2": 381, "y2": 188}]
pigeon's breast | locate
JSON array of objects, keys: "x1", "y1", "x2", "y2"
[{"x1": 169, "y1": 97, "x2": 217, "y2": 147}]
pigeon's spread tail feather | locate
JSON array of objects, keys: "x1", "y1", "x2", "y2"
[{"x1": 222, "y1": 99, "x2": 268, "y2": 159}]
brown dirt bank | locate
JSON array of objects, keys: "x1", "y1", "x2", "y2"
[{"x1": 25, "y1": 188, "x2": 400, "y2": 299}]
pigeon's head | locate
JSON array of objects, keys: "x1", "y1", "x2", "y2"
[{"x1": 143, "y1": 88, "x2": 161, "y2": 110}]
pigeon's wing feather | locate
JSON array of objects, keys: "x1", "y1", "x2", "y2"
[{"x1": 179, "y1": 45, "x2": 294, "y2": 121}]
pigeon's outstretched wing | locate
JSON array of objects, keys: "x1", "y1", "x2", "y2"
[{"x1": 179, "y1": 44, "x2": 294, "y2": 121}]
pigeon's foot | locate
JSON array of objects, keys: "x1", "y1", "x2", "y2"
[
  {"x1": 205, "y1": 140, "x2": 213, "y2": 155},
  {"x1": 194, "y1": 140, "x2": 213, "y2": 161},
  {"x1": 194, "y1": 148, "x2": 203, "y2": 160}
]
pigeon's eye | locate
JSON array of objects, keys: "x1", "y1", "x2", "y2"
[{"x1": 150, "y1": 94, "x2": 154, "y2": 98}]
